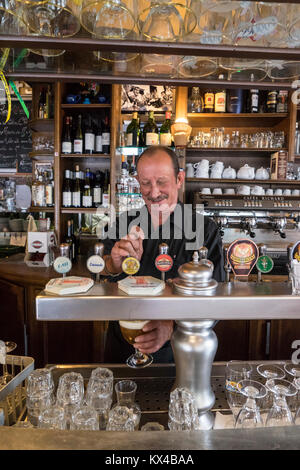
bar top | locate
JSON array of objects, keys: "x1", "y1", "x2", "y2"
[{"x1": 36, "y1": 280, "x2": 300, "y2": 321}]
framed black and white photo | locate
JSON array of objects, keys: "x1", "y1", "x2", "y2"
[{"x1": 121, "y1": 85, "x2": 174, "y2": 112}]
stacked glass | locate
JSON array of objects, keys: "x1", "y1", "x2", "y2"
[
  {"x1": 26, "y1": 368, "x2": 55, "y2": 426},
  {"x1": 85, "y1": 367, "x2": 114, "y2": 430},
  {"x1": 168, "y1": 388, "x2": 199, "y2": 431},
  {"x1": 56, "y1": 372, "x2": 85, "y2": 428},
  {"x1": 113, "y1": 380, "x2": 141, "y2": 430}
]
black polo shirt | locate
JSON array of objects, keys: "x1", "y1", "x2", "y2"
[{"x1": 102, "y1": 202, "x2": 225, "y2": 363}]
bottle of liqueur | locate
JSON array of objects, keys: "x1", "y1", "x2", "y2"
[
  {"x1": 190, "y1": 87, "x2": 203, "y2": 113},
  {"x1": 126, "y1": 112, "x2": 139, "y2": 146},
  {"x1": 62, "y1": 169, "x2": 72, "y2": 208},
  {"x1": 204, "y1": 89, "x2": 214, "y2": 113},
  {"x1": 82, "y1": 168, "x2": 93, "y2": 208},
  {"x1": 267, "y1": 90, "x2": 278, "y2": 113},
  {"x1": 45, "y1": 170, "x2": 54, "y2": 207},
  {"x1": 38, "y1": 88, "x2": 47, "y2": 119},
  {"x1": 249, "y1": 88, "x2": 259, "y2": 113},
  {"x1": 47, "y1": 85, "x2": 54, "y2": 119},
  {"x1": 159, "y1": 111, "x2": 172, "y2": 147},
  {"x1": 144, "y1": 111, "x2": 159, "y2": 146},
  {"x1": 93, "y1": 170, "x2": 102, "y2": 208},
  {"x1": 74, "y1": 114, "x2": 83, "y2": 154},
  {"x1": 84, "y1": 115, "x2": 95, "y2": 154},
  {"x1": 72, "y1": 165, "x2": 82, "y2": 208},
  {"x1": 35, "y1": 174, "x2": 46, "y2": 207},
  {"x1": 102, "y1": 116, "x2": 111, "y2": 154},
  {"x1": 95, "y1": 118, "x2": 103, "y2": 154},
  {"x1": 214, "y1": 75, "x2": 226, "y2": 113},
  {"x1": 102, "y1": 170, "x2": 110, "y2": 208},
  {"x1": 62, "y1": 116, "x2": 72, "y2": 154},
  {"x1": 65, "y1": 219, "x2": 76, "y2": 261}
]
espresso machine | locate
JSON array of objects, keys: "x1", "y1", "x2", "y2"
[{"x1": 194, "y1": 193, "x2": 300, "y2": 275}]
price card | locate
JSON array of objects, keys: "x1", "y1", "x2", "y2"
[
  {"x1": 86, "y1": 255, "x2": 105, "y2": 274},
  {"x1": 53, "y1": 256, "x2": 72, "y2": 275},
  {"x1": 155, "y1": 253, "x2": 173, "y2": 273}
]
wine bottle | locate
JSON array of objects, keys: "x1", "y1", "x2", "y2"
[
  {"x1": 126, "y1": 112, "x2": 139, "y2": 146},
  {"x1": 249, "y1": 88, "x2": 259, "y2": 113},
  {"x1": 72, "y1": 165, "x2": 82, "y2": 208},
  {"x1": 62, "y1": 116, "x2": 72, "y2": 154},
  {"x1": 62, "y1": 169, "x2": 72, "y2": 208},
  {"x1": 159, "y1": 111, "x2": 172, "y2": 147},
  {"x1": 38, "y1": 88, "x2": 46, "y2": 119},
  {"x1": 82, "y1": 168, "x2": 93, "y2": 208},
  {"x1": 45, "y1": 170, "x2": 54, "y2": 207},
  {"x1": 95, "y1": 118, "x2": 103, "y2": 154},
  {"x1": 65, "y1": 219, "x2": 75, "y2": 261},
  {"x1": 93, "y1": 170, "x2": 102, "y2": 208},
  {"x1": 144, "y1": 111, "x2": 159, "y2": 146},
  {"x1": 102, "y1": 170, "x2": 110, "y2": 208},
  {"x1": 74, "y1": 114, "x2": 83, "y2": 154},
  {"x1": 102, "y1": 116, "x2": 111, "y2": 154},
  {"x1": 214, "y1": 75, "x2": 226, "y2": 113},
  {"x1": 84, "y1": 115, "x2": 95, "y2": 154}
]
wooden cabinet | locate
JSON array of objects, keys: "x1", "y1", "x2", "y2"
[{"x1": 0, "y1": 278, "x2": 25, "y2": 356}]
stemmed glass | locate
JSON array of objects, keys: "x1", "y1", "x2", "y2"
[
  {"x1": 265, "y1": 379, "x2": 298, "y2": 427},
  {"x1": 293, "y1": 378, "x2": 300, "y2": 425},
  {"x1": 225, "y1": 361, "x2": 252, "y2": 421},
  {"x1": 235, "y1": 380, "x2": 267, "y2": 429},
  {"x1": 257, "y1": 363, "x2": 285, "y2": 417},
  {"x1": 119, "y1": 320, "x2": 153, "y2": 368}
]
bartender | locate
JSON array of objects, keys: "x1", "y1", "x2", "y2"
[{"x1": 102, "y1": 145, "x2": 224, "y2": 363}]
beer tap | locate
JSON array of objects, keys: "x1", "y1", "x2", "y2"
[
  {"x1": 287, "y1": 244, "x2": 294, "y2": 281},
  {"x1": 215, "y1": 217, "x2": 228, "y2": 237},
  {"x1": 223, "y1": 245, "x2": 231, "y2": 283},
  {"x1": 86, "y1": 242, "x2": 105, "y2": 283},
  {"x1": 273, "y1": 217, "x2": 287, "y2": 239},
  {"x1": 241, "y1": 217, "x2": 257, "y2": 238},
  {"x1": 53, "y1": 243, "x2": 72, "y2": 278},
  {"x1": 257, "y1": 244, "x2": 267, "y2": 283},
  {"x1": 155, "y1": 243, "x2": 173, "y2": 282}
]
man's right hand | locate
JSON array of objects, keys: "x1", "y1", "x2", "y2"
[{"x1": 108, "y1": 226, "x2": 144, "y2": 274}]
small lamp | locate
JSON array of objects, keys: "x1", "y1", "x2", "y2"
[{"x1": 171, "y1": 118, "x2": 192, "y2": 148}]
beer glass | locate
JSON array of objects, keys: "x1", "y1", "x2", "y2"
[{"x1": 119, "y1": 320, "x2": 153, "y2": 368}]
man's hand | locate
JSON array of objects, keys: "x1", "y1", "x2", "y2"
[
  {"x1": 109, "y1": 226, "x2": 144, "y2": 273},
  {"x1": 134, "y1": 320, "x2": 174, "y2": 354}
]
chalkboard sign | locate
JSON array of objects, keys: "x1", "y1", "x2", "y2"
[{"x1": 0, "y1": 100, "x2": 32, "y2": 173}]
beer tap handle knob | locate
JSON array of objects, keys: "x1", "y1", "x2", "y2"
[
  {"x1": 159, "y1": 243, "x2": 169, "y2": 255},
  {"x1": 54, "y1": 244, "x2": 72, "y2": 278},
  {"x1": 94, "y1": 242, "x2": 104, "y2": 257},
  {"x1": 198, "y1": 246, "x2": 208, "y2": 260}
]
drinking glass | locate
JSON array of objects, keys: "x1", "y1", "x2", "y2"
[
  {"x1": 265, "y1": 379, "x2": 297, "y2": 427},
  {"x1": 257, "y1": 363, "x2": 285, "y2": 413},
  {"x1": 85, "y1": 367, "x2": 113, "y2": 430},
  {"x1": 106, "y1": 405, "x2": 135, "y2": 431},
  {"x1": 293, "y1": 378, "x2": 300, "y2": 425},
  {"x1": 56, "y1": 372, "x2": 85, "y2": 424},
  {"x1": 141, "y1": 422, "x2": 165, "y2": 431},
  {"x1": 38, "y1": 405, "x2": 66, "y2": 430},
  {"x1": 168, "y1": 387, "x2": 199, "y2": 431},
  {"x1": 225, "y1": 361, "x2": 252, "y2": 420},
  {"x1": 26, "y1": 368, "x2": 55, "y2": 426},
  {"x1": 235, "y1": 379, "x2": 267, "y2": 429},
  {"x1": 119, "y1": 320, "x2": 153, "y2": 368},
  {"x1": 114, "y1": 380, "x2": 141, "y2": 430},
  {"x1": 284, "y1": 363, "x2": 300, "y2": 412},
  {"x1": 70, "y1": 405, "x2": 99, "y2": 431}
]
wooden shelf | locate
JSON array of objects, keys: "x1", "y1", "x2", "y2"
[
  {"x1": 61, "y1": 207, "x2": 109, "y2": 214},
  {"x1": 186, "y1": 147, "x2": 287, "y2": 153},
  {"x1": 29, "y1": 119, "x2": 54, "y2": 132},
  {"x1": 60, "y1": 153, "x2": 111, "y2": 158},
  {"x1": 61, "y1": 103, "x2": 111, "y2": 109},
  {"x1": 186, "y1": 178, "x2": 300, "y2": 185},
  {"x1": 0, "y1": 173, "x2": 32, "y2": 178},
  {"x1": 29, "y1": 206, "x2": 54, "y2": 212},
  {"x1": 29, "y1": 151, "x2": 54, "y2": 160},
  {"x1": 187, "y1": 113, "x2": 288, "y2": 119}
]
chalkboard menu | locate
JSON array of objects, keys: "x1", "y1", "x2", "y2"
[{"x1": 0, "y1": 100, "x2": 32, "y2": 173}]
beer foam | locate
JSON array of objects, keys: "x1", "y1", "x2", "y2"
[{"x1": 119, "y1": 320, "x2": 149, "y2": 330}]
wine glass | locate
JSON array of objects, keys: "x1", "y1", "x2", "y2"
[
  {"x1": 119, "y1": 320, "x2": 153, "y2": 368},
  {"x1": 225, "y1": 361, "x2": 252, "y2": 421},
  {"x1": 257, "y1": 363, "x2": 285, "y2": 418},
  {"x1": 235, "y1": 379, "x2": 267, "y2": 429},
  {"x1": 292, "y1": 378, "x2": 300, "y2": 425},
  {"x1": 265, "y1": 379, "x2": 298, "y2": 427}
]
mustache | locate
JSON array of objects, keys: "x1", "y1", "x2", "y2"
[{"x1": 147, "y1": 195, "x2": 168, "y2": 203}]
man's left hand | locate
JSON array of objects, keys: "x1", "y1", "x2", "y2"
[{"x1": 134, "y1": 320, "x2": 174, "y2": 354}]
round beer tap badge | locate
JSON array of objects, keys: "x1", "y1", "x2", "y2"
[
  {"x1": 155, "y1": 254, "x2": 173, "y2": 273},
  {"x1": 122, "y1": 256, "x2": 140, "y2": 275},
  {"x1": 227, "y1": 239, "x2": 259, "y2": 277}
]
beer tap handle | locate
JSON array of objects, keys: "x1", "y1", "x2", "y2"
[
  {"x1": 86, "y1": 242, "x2": 105, "y2": 282},
  {"x1": 94, "y1": 242, "x2": 104, "y2": 257},
  {"x1": 198, "y1": 246, "x2": 208, "y2": 260},
  {"x1": 223, "y1": 246, "x2": 231, "y2": 283},
  {"x1": 53, "y1": 243, "x2": 72, "y2": 278},
  {"x1": 156, "y1": 243, "x2": 173, "y2": 282}
]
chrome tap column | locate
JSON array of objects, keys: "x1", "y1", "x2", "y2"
[{"x1": 172, "y1": 249, "x2": 218, "y2": 430}]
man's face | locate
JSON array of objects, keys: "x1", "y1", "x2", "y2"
[{"x1": 137, "y1": 151, "x2": 184, "y2": 216}]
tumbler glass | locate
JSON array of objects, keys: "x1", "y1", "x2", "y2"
[
  {"x1": 38, "y1": 405, "x2": 66, "y2": 430},
  {"x1": 70, "y1": 405, "x2": 99, "y2": 431},
  {"x1": 56, "y1": 372, "x2": 85, "y2": 425},
  {"x1": 141, "y1": 422, "x2": 165, "y2": 431},
  {"x1": 106, "y1": 405, "x2": 135, "y2": 431},
  {"x1": 86, "y1": 367, "x2": 114, "y2": 430},
  {"x1": 114, "y1": 380, "x2": 141, "y2": 430},
  {"x1": 168, "y1": 387, "x2": 199, "y2": 431}
]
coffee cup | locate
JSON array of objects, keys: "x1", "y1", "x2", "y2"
[
  {"x1": 224, "y1": 188, "x2": 235, "y2": 195},
  {"x1": 275, "y1": 188, "x2": 283, "y2": 196},
  {"x1": 266, "y1": 189, "x2": 274, "y2": 196},
  {"x1": 66, "y1": 94, "x2": 81, "y2": 104},
  {"x1": 251, "y1": 185, "x2": 265, "y2": 196},
  {"x1": 201, "y1": 187, "x2": 211, "y2": 195},
  {"x1": 237, "y1": 185, "x2": 251, "y2": 195},
  {"x1": 283, "y1": 189, "x2": 291, "y2": 196},
  {"x1": 292, "y1": 189, "x2": 300, "y2": 196},
  {"x1": 212, "y1": 188, "x2": 222, "y2": 195},
  {"x1": 186, "y1": 164, "x2": 194, "y2": 178}
]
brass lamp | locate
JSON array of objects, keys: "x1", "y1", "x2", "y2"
[{"x1": 171, "y1": 118, "x2": 192, "y2": 148}]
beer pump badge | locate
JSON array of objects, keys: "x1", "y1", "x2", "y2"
[
  {"x1": 291, "y1": 241, "x2": 300, "y2": 262},
  {"x1": 256, "y1": 255, "x2": 274, "y2": 274},
  {"x1": 122, "y1": 257, "x2": 140, "y2": 275},
  {"x1": 86, "y1": 255, "x2": 105, "y2": 274},
  {"x1": 227, "y1": 239, "x2": 259, "y2": 277},
  {"x1": 53, "y1": 256, "x2": 72, "y2": 275},
  {"x1": 155, "y1": 253, "x2": 173, "y2": 273}
]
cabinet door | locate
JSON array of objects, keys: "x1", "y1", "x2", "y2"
[
  {"x1": 269, "y1": 320, "x2": 300, "y2": 360},
  {"x1": 214, "y1": 320, "x2": 250, "y2": 361},
  {"x1": 0, "y1": 278, "x2": 25, "y2": 355}
]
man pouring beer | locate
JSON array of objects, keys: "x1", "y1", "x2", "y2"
[{"x1": 102, "y1": 146, "x2": 224, "y2": 363}]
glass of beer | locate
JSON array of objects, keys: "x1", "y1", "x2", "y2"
[{"x1": 119, "y1": 320, "x2": 153, "y2": 368}]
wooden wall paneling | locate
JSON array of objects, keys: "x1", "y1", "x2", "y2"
[
  {"x1": 214, "y1": 320, "x2": 250, "y2": 361},
  {"x1": 0, "y1": 278, "x2": 25, "y2": 356},
  {"x1": 26, "y1": 286, "x2": 46, "y2": 367},
  {"x1": 269, "y1": 320, "x2": 300, "y2": 361},
  {"x1": 248, "y1": 320, "x2": 269, "y2": 361}
]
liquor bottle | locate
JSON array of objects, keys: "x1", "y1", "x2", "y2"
[
  {"x1": 203, "y1": 89, "x2": 214, "y2": 113},
  {"x1": 47, "y1": 85, "x2": 54, "y2": 119},
  {"x1": 267, "y1": 91, "x2": 278, "y2": 113},
  {"x1": 38, "y1": 88, "x2": 46, "y2": 119},
  {"x1": 143, "y1": 111, "x2": 159, "y2": 146},
  {"x1": 102, "y1": 170, "x2": 110, "y2": 207},
  {"x1": 159, "y1": 111, "x2": 172, "y2": 147},
  {"x1": 65, "y1": 219, "x2": 76, "y2": 262},
  {"x1": 138, "y1": 118, "x2": 145, "y2": 147},
  {"x1": 126, "y1": 112, "x2": 139, "y2": 147},
  {"x1": 102, "y1": 116, "x2": 111, "y2": 154},
  {"x1": 35, "y1": 174, "x2": 46, "y2": 207},
  {"x1": 93, "y1": 170, "x2": 102, "y2": 207},
  {"x1": 276, "y1": 90, "x2": 288, "y2": 113},
  {"x1": 227, "y1": 89, "x2": 243, "y2": 113},
  {"x1": 82, "y1": 168, "x2": 93, "y2": 208},
  {"x1": 62, "y1": 169, "x2": 72, "y2": 208},
  {"x1": 45, "y1": 170, "x2": 54, "y2": 207},
  {"x1": 295, "y1": 122, "x2": 300, "y2": 155},
  {"x1": 70, "y1": 219, "x2": 78, "y2": 260},
  {"x1": 249, "y1": 88, "x2": 259, "y2": 113},
  {"x1": 84, "y1": 115, "x2": 95, "y2": 154},
  {"x1": 95, "y1": 119, "x2": 103, "y2": 154},
  {"x1": 189, "y1": 87, "x2": 203, "y2": 113},
  {"x1": 62, "y1": 116, "x2": 72, "y2": 154},
  {"x1": 74, "y1": 114, "x2": 83, "y2": 154},
  {"x1": 72, "y1": 165, "x2": 82, "y2": 208},
  {"x1": 214, "y1": 75, "x2": 226, "y2": 113}
]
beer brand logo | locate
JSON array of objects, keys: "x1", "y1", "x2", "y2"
[
  {"x1": 32, "y1": 240, "x2": 43, "y2": 249},
  {"x1": 227, "y1": 239, "x2": 259, "y2": 277},
  {"x1": 155, "y1": 254, "x2": 173, "y2": 272}
]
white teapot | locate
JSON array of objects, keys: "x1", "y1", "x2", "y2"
[
  {"x1": 255, "y1": 167, "x2": 269, "y2": 180},
  {"x1": 237, "y1": 164, "x2": 255, "y2": 180},
  {"x1": 222, "y1": 166, "x2": 236, "y2": 179}
]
